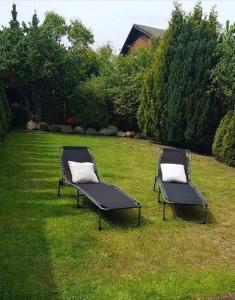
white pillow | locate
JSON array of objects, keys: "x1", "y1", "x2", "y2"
[
  {"x1": 160, "y1": 163, "x2": 187, "y2": 183},
  {"x1": 68, "y1": 161, "x2": 99, "y2": 183}
]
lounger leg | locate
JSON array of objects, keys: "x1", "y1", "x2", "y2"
[
  {"x1": 58, "y1": 179, "x2": 62, "y2": 196},
  {"x1": 163, "y1": 202, "x2": 166, "y2": 221},
  {"x1": 138, "y1": 207, "x2": 141, "y2": 225},
  {"x1": 158, "y1": 188, "x2": 161, "y2": 203},
  {"x1": 171, "y1": 204, "x2": 176, "y2": 218},
  {"x1": 77, "y1": 190, "x2": 80, "y2": 208},
  {"x1": 204, "y1": 204, "x2": 208, "y2": 224},
  {"x1": 153, "y1": 177, "x2": 157, "y2": 191},
  {"x1": 77, "y1": 191, "x2": 90, "y2": 208},
  {"x1": 98, "y1": 209, "x2": 101, "y2": 231}
]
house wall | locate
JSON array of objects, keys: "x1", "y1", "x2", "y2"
[{"x1": 130, "y1": 35, "x2": 151, "y2": 53}]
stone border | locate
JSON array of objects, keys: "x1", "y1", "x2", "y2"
[{"x1": 27, "y1": 121, "x2": 145, "y2": 139}]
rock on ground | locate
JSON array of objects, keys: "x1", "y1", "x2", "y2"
[
  {"x1": 134, "y1": 132, "x2": 143, "y2": 139},
  {"x1": 117, "y1": 131, "x2": 125, "y2": 137},
  {"x1": 48, "y1": 125, "x2": 62, "y2": 132},
  {"x1": 108, "y1": 125, "x2": 118, "y2": 135},
  {"x1": 125, "y1": 131, "x2": 135, "y2": 138},
  {"x1": 27, "y1": 120, "x2": 38, "y2": 130},
  {"x1": 37, "y1": 122, "x2": 48, "y2": 131},
  {"x1": 86, "y1": 128, "x2": 98, "y2": 135},
  {"x1": 99, "y1": 128, "x2": 113, "y2": 136},
  {"x1": 61, "y1": 125, "x2": 73, "y2": 133},
  {"x1": 73, "y1": 126, "x2": 85, "y2": 134}
]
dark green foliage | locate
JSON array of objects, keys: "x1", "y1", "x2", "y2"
[
  {"x1": 67, "y1": 19, "x2": 94, "y2": 48},
  {"x1": 138, "y1": 3, "x2": 221, "y2": 151},
  {"x1": 96, "y1": 45, "x2": 155, "y2": 129},
  {"x1": 0, "y1": 8, "x2": 24, "y2": 90},
  {"x1": 212, "y1": 110, "x2": 235, "y2": 166},
  {"x1": 138, "y1": 3, "x2": 185, "y2": 140},
  {"x1": 9, "y1": 4, "x2": 19, "y2": 28},
  {"x1": 0, "y1": 83, "x2": 11, "y2": 141},
  {"x1": 111, "y1": 49, "x2": 154, "y2": 124},
  {"x1": 138, "y1": 28, "x2": 175, "y2": 138},
  {"x1": 166, "y1": 5, "x2": 220, "y2": 150},
  {"x1": 32, "y1": 11, "x2": 39, "y2": 27},
  {"x1": 211, "y1": 22, "x2": 235, "y2": 112},
  {"x1": 71, "y1": 78, "x2": 109, "y2": 129},
  {"x1": 0, "y1": 5, "x2": 97, "y2": 122}
]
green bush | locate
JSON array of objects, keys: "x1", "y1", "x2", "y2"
[
  {"x1": 109, "y1": 48, "x2": 154, "y2": 126},
  {"x1": 212, "y1": 110, "x2": 235, "y2": 166},
  {"x1": 71, "y1": 78, "x2": 110, "y2": 129},
  {"x1": 95, "y1": 45, "x2": 156, "y2": 129},
  {"x1": 0, "y1": 83, "x2": 11, "y2": 141}
]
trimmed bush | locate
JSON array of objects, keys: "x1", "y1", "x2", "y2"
[
  {"x1": 0, "y1": 83, "x2": 11, "y2": 141},
  {"x1": 71, "y1": 78, "x2": 110, "y2": 130},
  {"x1": 212, "y1": 110, "x2": 235, "y2": 166}
]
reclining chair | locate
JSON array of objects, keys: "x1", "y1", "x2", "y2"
[
  {"x1": 58, "y1": 146, "x2": 142, "y2": 230},
  {"x1": 153, "y1": 147, "x2": 208, "y2": 223}
]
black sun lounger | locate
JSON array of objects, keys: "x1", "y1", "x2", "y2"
[
  {"x1": 57, "y1": 146, "x2": 142, "y2": 230},
  {"x1": 153, "y1": 147, "x2": 208, "y2": 223}
]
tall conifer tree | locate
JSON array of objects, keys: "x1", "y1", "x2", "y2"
[{"x1": 138, "y1": 3, "x2": 184, "y2": 140}]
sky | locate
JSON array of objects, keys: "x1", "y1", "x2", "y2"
[{"x1": 1, "y1": 0, "x2": 235, "y2": 52}]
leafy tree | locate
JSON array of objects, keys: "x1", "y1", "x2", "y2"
[
  {"x1": 17, "y1": 12, "x2": 68, "y2": 120},
  {"x1": 0, "y1": 4, "x2": 97, "y2": 122},
  {"x1": 113, "y1": 49, "x2": 153, "y2": 125},
  {"x1": 67, "y1": 19, "x2": 94, "y2": 49},
  {"x1": 95, "y1": 43, "x2": 114, "y2": 83},
  {"x1": 0, "y1": 4, "x2": 24, "y2": 91},
  {"x1": 96, "y1": 45, "x2": 155, "y2": 129},
  {"x1": 42, "y1": 11, "x2": 67, "y2": 42}
]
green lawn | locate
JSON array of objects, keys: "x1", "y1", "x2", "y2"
[{"x1": 0, "y1": 131, "x2": 235, "y2": 300}]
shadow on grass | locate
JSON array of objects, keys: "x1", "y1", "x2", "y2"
[
  {"x1": 0, "y1": 185, "x2": 100, "y2": 298},
  {"x1": 0, "y1": 208, "x2": 62, "y2": 299},
  {"x1": 0, "y1": 135, "x2": 63, "y2": 299},
  {"x1": 65, "y1": 194, "x2": 148, "y2": 230},
  {"x1": 163, "y1": 204, "x2": 216, "y2": 224}
]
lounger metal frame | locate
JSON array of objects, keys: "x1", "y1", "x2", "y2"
[
  {"x1": 57, "y1": 146, "x2": 142, "y2": 230},
  {"x1": 153, "y1": 148, "x2": 208, "y2": 224}
]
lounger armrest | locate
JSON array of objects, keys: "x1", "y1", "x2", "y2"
[
  {"x1": 157, "y1": 178, "x2": 173, "y2": 204},
  {"x1": 189, "y1": 183, "x2": 208, "y2": 206}
]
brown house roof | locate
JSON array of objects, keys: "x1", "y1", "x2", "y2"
[{"x1": 120, "y1": 24, "x2": 165, "y2": 55}]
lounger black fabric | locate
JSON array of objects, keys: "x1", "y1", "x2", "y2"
[
  {"x1": 153, "y1": 147, "x2": 208, "y2": 223},
  {"x1": 57, "y1": 146, "x2": 142, "y2": 230}
]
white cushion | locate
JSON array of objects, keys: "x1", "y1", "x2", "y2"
[
  {"x1": 68, "y1": 161, "x2": 99, "y2": 183},
  {"x1": 160, "y1": 163, "x2": 187, "y2": 183}
]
